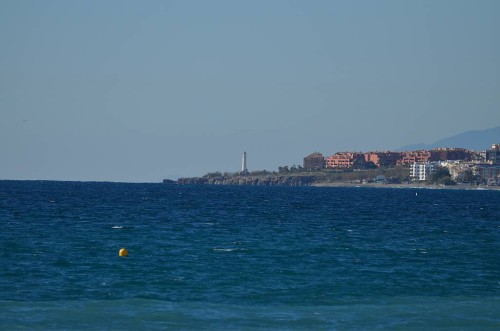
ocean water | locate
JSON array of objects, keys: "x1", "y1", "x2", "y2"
[{"x1": 0, "y1": 181, "x2": 499, "y2": 330}]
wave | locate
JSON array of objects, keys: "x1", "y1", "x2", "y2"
[{"x1": 213, "y1": 247, "x2": 246, "y2": 252}]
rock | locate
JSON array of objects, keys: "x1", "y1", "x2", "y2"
[{"x1": 175, "y1": 175, "x2": 314, "y2": 186}]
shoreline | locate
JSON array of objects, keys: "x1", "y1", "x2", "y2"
[
  {"x1": 311, "y1": 182, "x2": 500, "y2": 191},
  {"x1": 174, "y1": 174, "x2": 500, "y2": 191}
]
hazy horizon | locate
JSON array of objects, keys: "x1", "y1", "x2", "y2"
[{"x1": 1, "y1": 1, "x2": 499, "y2": 182}]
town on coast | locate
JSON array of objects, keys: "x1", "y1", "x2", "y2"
[{"x1": 168, "y1": 144, "x2": 500, "y2": 189}]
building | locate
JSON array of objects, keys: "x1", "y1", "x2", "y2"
[
  {"x1": 397, "y1": 151, "x2": 432, "y2": 166},
  {"x1": 410, "y1": 162, "x2": 439, "y2": 181},
  {"x1": 485, "y1": 144, "x2": 500, "y2": 165},
  {"x1": 364, "y1": 151, "x2": 402, "y2": 168},
  {"x1": 303, "y1": 152, "x2": 325, "y2": 170},
  {"x1": 476, "y1": 165, "x2": 500, "y2": 185},
  {"x1": 326, "y1": 152, "x2": 365, "y2": 169},
  {"x1": 241, "y1": 152, "x2": 248, "y2": 175},
  {"x1": 430, "y1": 148, "x2": 473, "y2": 162}
]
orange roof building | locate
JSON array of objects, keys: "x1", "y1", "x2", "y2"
[
  {"x1": 303, "y1": 152, "x2": 325, "y2": 170},
  {"x1": 326, "y1": 152, "x2": 365, "y2": 169}
]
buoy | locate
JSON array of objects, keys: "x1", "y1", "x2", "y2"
[{"x1": 119, "y1": 248, "x2": 128, "y2": 257}]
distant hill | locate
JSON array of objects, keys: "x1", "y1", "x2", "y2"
[{"x1": 397, "y1": 126, "x2": 500, "y2": 151}]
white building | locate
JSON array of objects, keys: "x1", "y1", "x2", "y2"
[
  {"x1": 241, "y1": 151, "x2": 248, "y2": 175},
  {"x1": 410, "y1": 162, "x2": 439, "y2": 181}
]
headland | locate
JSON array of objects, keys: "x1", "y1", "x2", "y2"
[{"x1": 168, "y1": 144, "x2": 500, "y2": 189}]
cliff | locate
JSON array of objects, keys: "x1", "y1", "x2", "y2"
[
  {"x1": 171, "y1": 167, "x2": 411, "y2": 187},
  {"x1": 177, "y1": 175, "x2": 315, "y2": 186}
]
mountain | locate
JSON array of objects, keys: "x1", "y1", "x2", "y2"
[{"x1": 397, "y1": 126, "x2": 500, "y2": 151}]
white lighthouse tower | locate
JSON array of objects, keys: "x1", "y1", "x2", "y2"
[{"x1": 241, "y1": 151, "x2": 248, "y2": 174}]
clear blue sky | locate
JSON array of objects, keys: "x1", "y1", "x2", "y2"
[{"x1": 1, "y1": 0, "x2": 499, "y2": 182}]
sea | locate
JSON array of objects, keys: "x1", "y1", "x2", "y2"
[{"x1": 0, "y1": 180, "x2": 499, "y2": 330}]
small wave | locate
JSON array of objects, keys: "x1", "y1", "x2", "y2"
[
  {"x1": 213, "y1": 247, "x2": 246, "y2": 252},
  {"x1": 112, "y1": 226, "x2": 123, "y2": 229},
  {"x1": 213, "y1": 248, "x2": 236, "y2": 252}
]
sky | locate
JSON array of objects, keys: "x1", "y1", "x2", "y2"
[{"x1": 1, "y1": 0, "x2": 499, "y2": 182}]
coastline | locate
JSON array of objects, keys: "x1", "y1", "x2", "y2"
[
  {"x1": 311, "y1": 182, "x2": 500, "y2": 191},
  {"x1": 174, "y1": 172, "x2": 500, "y2": 191}
]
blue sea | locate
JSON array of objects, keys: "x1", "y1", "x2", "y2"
[{"x1": 0, "y1": 181, "x2": 499, "y2": 330}]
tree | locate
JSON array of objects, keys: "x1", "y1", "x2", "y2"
[
  {"x1": 462, "y1": 170, "x2": 476, "y2": 183},
  {"x1": 428, "y1": 167, "x2": 456, "y2": 185},
  {"x1": 203, "y1": 171, "x2": 222, "y2": 178},
  {"x1": 365, "y1": 161, "x2": 378, "y2": 169},
  {"x1": 250, "y1": 170, "x2": 269, "y2": 176},
  {"x1": 352, "y1": 158, "x2": 367, "y2": 170},
  {"x1": 278, "y1": 166, "x2": 289, "y2": 174}
]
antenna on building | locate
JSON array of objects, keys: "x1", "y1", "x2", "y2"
[{"x1": 241, "y1": 151, "x2": 248, "y2": 175}]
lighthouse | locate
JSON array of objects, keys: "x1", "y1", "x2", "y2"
[{"x1": 241, "y1": 152, "x2": 248, "y2": 174}]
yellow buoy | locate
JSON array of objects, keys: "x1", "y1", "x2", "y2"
[{"x1": 119, "y1": 248, "x2": 128, "y2": 257}]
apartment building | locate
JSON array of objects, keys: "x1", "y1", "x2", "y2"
[
  {"x1": 326, "y1": 152, "x2": 365, "y2": 169},
  {"x1": 410, "y1": 162, "x2": 438, "y2": 181},
  {"x1": 397, "y1": 151, "x2": 432, "y2": 166},
  {"x1": 485, "y1": 145, "x2": 500, "y2": 164},
  {"x1": 303, "y1": 152, "x2": 325, "y2": 170},
  {"x1": 364, "y1": 152, "x2": 402, "y2": 168},
  {"x1": 430, "y1": 148, "x2": 473, "y2": 161}
]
